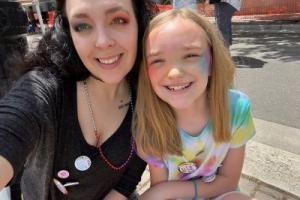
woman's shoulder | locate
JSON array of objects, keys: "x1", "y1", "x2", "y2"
[
  {"x1": 22, "y1": 67, "x2": 61, "y2": 82},
  {"x1": 17, "y1": 67, "x2": 68, "y2": 91},
  {"x1": 3, "y1": 67, "x2": 72, "y2": 105}
]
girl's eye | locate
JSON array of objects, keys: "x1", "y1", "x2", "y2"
[
  {"x1": 112, "y1": 17, "x2": 127, "y2": 25},
  {"x1": 72, "y1": 23, "x2": 92, "y2": 32},
  {"x1": 185, "y1": 54, "x2": 200, "y2": 59}
]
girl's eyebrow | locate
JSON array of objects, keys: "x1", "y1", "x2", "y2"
[
  {"x1": 182, "y1": 45, "x2": 202, "y2": 51},
  {"x1": 146, "y1": 46, "x2": 204, "y2": 59}
]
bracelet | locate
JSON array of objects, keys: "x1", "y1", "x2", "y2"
[{"x1": 192, "y1": 179, "x2": 198, "y2": 200}]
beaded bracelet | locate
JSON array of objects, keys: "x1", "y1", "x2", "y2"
[{"x1": 192, "y1": 179, "x2": 198, "y2": 200}]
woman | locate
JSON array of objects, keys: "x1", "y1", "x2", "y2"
[{"x1": 0, "y1": 0, "x2": 156, "y2": 199}]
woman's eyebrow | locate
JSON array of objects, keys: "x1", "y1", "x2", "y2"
[
  {"x1": 71, "y1": 6, "x2": 129, "y2": 19},
  {"x1": 72, "y1": 13, "x2": 88, "y2": 19},
  {"x1": 105, "y1": 6, "x2": 130, "y2": 15},
  {"x1": 147, "y1": 51, "x2": 161, "y2": 59}
]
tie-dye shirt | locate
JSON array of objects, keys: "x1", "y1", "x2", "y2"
[{"x1": 145, "y1": 90, "x2": 255, "y2": 183}]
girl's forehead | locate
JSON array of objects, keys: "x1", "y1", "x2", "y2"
[{"x1": 147, "y1": 18, "x2": 209, "y2": 52}]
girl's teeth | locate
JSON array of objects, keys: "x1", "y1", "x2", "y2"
[
  {"x1": 167, "y1": 83, "x2": 191, "y2": 91},
  {"x1": 98, "y1": 56, "x2": 119, "y2": 64}
]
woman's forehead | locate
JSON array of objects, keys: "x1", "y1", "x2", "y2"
[{"x1": 65, "y1": 0, "x2": 134, "y2": 18}]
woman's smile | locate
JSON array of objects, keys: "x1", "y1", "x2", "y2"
[{"x1": 95, "y1": 53, "x2": 123, "y2": 70}]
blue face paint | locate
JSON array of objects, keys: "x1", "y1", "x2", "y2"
[{"x1": 197, "y1": 49, "x2": 211, "y2": 76}]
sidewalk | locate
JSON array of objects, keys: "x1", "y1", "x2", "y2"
[
  {"x1": 210, "y1": 14, "x2": 300, "y2": 34},
  {"x1": 232, "y1": 16, "x2": 300, "y2": 34},
  {"x1": 136, "y1": 118, "x2": 300, "y2": 200}
]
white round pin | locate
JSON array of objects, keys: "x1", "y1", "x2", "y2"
[
  {"x1": 74, "y1": 155, "x2": 91, "y2": 171},
  {"x1": 202, "y1": 173, "x2": 216, "y2": 183},
  {"x1": 178, "y1": 162, "x2": 197, "y2": 174}
]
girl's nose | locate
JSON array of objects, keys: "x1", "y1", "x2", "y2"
[
  {"x1": 95, "y1": 27, "x2": 115, "y2": 48},
  {"x1": 167, "y1": 66, "x2": 184, "y2": 79}
]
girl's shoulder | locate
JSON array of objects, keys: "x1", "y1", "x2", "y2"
[
  {"x1": 229, "y1": 89, "x2": 251, "y2": 108},
  {"x1": 228, "y1": 90, "x2": 256, "y2": 146},
  {"x1": 228, "y1": 89, "x2": 252, "y2": 124}
]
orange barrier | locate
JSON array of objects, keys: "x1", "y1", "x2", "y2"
[{"x1": 157, "y1": 0, "x2": 300, "y2": 21}]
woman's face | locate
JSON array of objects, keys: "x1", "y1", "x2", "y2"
[{"x1": 65, "y1": 0, "x2": 138, "y2": 84}]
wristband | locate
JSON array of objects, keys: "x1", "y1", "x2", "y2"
[{"x1": 192, "y1": 179, "x2": 198, "y2": 200}]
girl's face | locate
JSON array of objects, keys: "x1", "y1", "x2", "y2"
[
  {"x1": 146, "y1": 18, "x2": 211, "y2": 111},
  {"x1": 66, "y1": 0, "x2": 138, "y2": 84}
]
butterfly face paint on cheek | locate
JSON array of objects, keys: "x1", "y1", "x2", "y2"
[{"x1": 197, "y1": 49, "x2": 211, "y2": 76}]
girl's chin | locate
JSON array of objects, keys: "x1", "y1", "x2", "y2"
[{"x1": 169, "y1": 101, "x2": 192, "y2": 110}]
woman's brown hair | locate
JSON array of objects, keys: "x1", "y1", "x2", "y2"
[{"x1": 133, "y1": 8, "x2": 235, "y2": 159}]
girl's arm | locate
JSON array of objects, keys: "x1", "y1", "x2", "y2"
[
  {"x1": 141, "y1": 145, "x2": 245, "y2": 200},
  {"x1": 149, "y1": 164, "x2": 168, "y2": 186},
  {"x1": 139, "y1": 164, "x2": 168, "y2": 200}
]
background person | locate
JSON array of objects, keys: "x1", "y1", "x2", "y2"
[{"x1": 210, "y1": 0, "x2": 242, "y2": 47}]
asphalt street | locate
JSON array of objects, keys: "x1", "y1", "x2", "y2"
[{"x1": 231, "y1": 32, "x2": 300, "y2": 130}]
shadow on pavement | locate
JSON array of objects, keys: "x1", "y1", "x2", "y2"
[
  {"x1": 232, "y1": 33, "x2": 300, "y2": 63},
  {"x1": 233, "y1": 56, "x2": 267, "y2": 68}
]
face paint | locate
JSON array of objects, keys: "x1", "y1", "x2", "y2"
[{"x1": 197, "y1": 49, "x2": 211, "y2": 76}]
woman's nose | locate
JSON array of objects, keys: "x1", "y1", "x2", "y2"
[{"x1": 94, "y1": 27, "x2": 115, "y2": 48}]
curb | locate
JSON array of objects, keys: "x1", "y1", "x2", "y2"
[
  {"x1": 244, "y1": 141, "x2": 300, "y2": 198},
  {"x1": 243, "y1": 118, "x2": 300, "y2": 198},
  {"x1": 233, "y1": 23, "x2": 300, "y2": 34},
  {"x1": 240, "y1": 173, "x2": 300, "y2": 199}
]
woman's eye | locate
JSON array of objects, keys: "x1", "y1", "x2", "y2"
[
  {"x1": 73, "y1": 23, "x2": 92, "y2": 32},
  {"x1": 149, "y1": 59, "x2": 164, "y2": 65},
  {"x1": 112, "y1": 17, "x2": 127, "y2": 25}
]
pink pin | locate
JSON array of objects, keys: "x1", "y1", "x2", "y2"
[{"x1": 57, "y1": 170, "x2": 70, "y2": 179}]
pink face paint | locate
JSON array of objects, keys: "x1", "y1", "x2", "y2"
[
  {"x1": 197, "y1": 49, "x2": 211, "y2": 76},
  {"x1": 147, "y1": 65, "x2": 155, "y2": 79}
]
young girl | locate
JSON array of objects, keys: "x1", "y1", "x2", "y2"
[{"x1": 133, "y1": 8, "x2": 255, "y2": 200}]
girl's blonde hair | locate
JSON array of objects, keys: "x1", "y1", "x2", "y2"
[{"x1": 133, "y1": 8, "x2": 235, "y2": 159}]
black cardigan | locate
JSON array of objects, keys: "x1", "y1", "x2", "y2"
[{"x1": 0, "y1": 69, "x2": 146, "y2": 199}]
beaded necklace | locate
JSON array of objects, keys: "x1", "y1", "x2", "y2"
[{"x1": 82, "y1": 80, "x2": 135, "y2": 171}]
